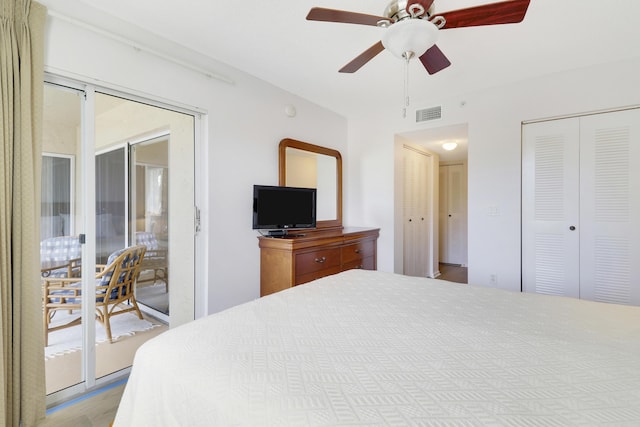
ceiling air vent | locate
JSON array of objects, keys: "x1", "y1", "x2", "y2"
[{"x1": 416, "y1": 106, "x2": 442, "y2": 123}]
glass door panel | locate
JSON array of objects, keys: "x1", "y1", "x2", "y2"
[
  {"x1": 41, "y1": 83, "x2": 85, "y2": 395},
  {"x1": 93, "y1": 93, "x2": 157, "y2": 382},
  {"x1": 95, "y1": 147, "x2": 127, "y2": 263},
  {"x1": 92, "y1": 92, "x2": 195, "y2": 380}
]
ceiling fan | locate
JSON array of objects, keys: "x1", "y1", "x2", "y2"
[{"x1": 306, "y1": 0, "x2": 531, "y2": 75}]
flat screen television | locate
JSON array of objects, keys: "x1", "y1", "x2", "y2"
[{"x1": 253, "y1": 185, "x2": 316, "y2": 236}]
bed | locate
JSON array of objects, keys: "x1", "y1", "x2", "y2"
[{"x1": 114, "y1": 269, "x2": 640, "y2": 425}]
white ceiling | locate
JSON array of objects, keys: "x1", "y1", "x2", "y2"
[
  {"x1": 401, "y1": 123, "x2": 469, "y2": 162},
  {"x1": 41, "y1": 0, "x2": 640, "y2": 161}
]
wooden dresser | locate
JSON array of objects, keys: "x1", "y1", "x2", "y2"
[{"x1": 258, "y1": 227, "x2": 380, "y2": 296}]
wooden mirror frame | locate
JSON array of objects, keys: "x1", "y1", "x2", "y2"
[{"x1": 279, "y1": 138, "x2": 342, "y2": 230}]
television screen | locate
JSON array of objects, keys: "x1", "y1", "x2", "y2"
[{"x1": 253, "y1": 185, "x2": 316, "y2": 232}]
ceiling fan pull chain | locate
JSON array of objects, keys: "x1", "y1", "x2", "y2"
[{"x1": 403, "y1": 53, "x2": 412, "y2": 118}]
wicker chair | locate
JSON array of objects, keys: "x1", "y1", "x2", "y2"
[{"x1": 42, "y1": 245, "x2": 146, "y2": 346}]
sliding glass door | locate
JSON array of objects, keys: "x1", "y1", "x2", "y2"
[{"x1": 42, "y1": 79, "x2": 196, "y2": 405}]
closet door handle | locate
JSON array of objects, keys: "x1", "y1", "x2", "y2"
[{"x1": 569, "y1": 226, "x2": 576, "y2": 231}]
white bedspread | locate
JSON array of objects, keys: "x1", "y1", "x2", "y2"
[{"x1": 114, "y1": 270, "x2": 640, "y2": 426}]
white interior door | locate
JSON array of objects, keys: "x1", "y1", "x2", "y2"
[
  {"x1": 440, "y1": 164, "x2": 466, "y2": 265},
  {"x1": 403, "y1": 147, "x2": 419, "y2": 275},
  {"x1": 522, "y1": 118, "x2": 581, "y2": 297},
  {"x1": 578, "y1": 109, "x2": 640, "y2": 305}
]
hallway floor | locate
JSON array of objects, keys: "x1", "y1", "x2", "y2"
[{"x1": 438, "y1": 263, "x2": 468, "y2": 284}]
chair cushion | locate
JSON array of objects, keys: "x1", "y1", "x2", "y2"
[
  {"x1": 40, "y1": 236, "x2": 82, "y2": 261},
  {"x1": 47, "y1": 269, "x2": 75, "y2": 278},
  {"x1": 135, "y1": 232, "x2": 159, "y2": 250},
  {"x1": 48, "y1": 281, "x2": 83, "y2": 304},
  {"x1": 48, "y1": 278, "x2": 112, "y2": 304}
]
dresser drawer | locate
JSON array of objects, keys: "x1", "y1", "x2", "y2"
[
  {"x1": 342, "y1": 256, "x2": 375, "y2": 272},
  {"x1": 296, "y1": 266, "x2": 342, "y2": 286},
  {"x1": 295, "y1": 248, "x2": 341, "y2": 276},
  {"x1": 341, "y1": 240, "x2": 375, "y2": 264}
]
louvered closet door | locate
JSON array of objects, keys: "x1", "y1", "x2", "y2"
[
  {"x1": 523, "y1": 108, "x2": 640, "y2": 305},
  {"x1": 578, "y1": 109, "x2": 640, "y2": 305},
  {"x1": 522, "y1": 118, "x2": 580, "y2": 297},
  {"x1": 403, "y1": 146, "x2": 432, "y2": 277}
]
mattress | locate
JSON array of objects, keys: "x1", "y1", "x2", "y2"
[{"x1": 114, "y1": 269, "x2": 640, "y2": 426}]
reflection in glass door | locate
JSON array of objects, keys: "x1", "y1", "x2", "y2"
[
  {"x1": 41, "y1": 154, "x2": 74, "y2": 240},
  {"x1": 131, "y1": 136, "x2": 170, "y2": 317},
  {"x1": 95, "y1": 147, "x2": 128, "y2": 264}
]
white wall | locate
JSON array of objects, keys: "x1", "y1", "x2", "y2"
[
  {"x1": 43, "y1": 15, "x2": 348, "y2": 315},
  {"x1": 347, "y1": 56, "x2": 640, "y2": 291}
]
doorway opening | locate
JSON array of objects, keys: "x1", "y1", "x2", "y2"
[{"x1": 395, "y1": 123, "x2": 469, "y2": 282}]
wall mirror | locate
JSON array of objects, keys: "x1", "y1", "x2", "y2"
[{"x1": 279, "y1": 138, "x2": 342, "y2": 230}]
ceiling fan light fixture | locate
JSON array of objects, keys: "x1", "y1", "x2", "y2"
[{"x1": 381, "y1": 18, "x2": 438, "y2": 59}]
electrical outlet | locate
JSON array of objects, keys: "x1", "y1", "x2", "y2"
[{"x1": 489, "y1": 274, "x2": 498, "y2": 284}]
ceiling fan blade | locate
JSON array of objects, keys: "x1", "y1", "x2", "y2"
[
  {"x1": 437, "y1": 0, "x2": 530, "y2": 29},
  {"x1": 406, "y1": 0, "x2": 435, "y2": 16},
  {"x1": 339, "y1": 41, "x2": 385, "y2": 73},
  {"x1": 306, "y1": 7, "x2": 389, "y2": 26},
  {"x1": 419, "y1": 44, "x2": 451, "y2": 75}
]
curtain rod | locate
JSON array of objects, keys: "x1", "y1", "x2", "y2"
[{"x1": 47, "y1": 10, "x2": 235, "y2": 85}]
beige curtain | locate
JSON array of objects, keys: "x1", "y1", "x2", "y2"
[{"x1": 0, "y1": 1, "x2": 47, "y2": 426}]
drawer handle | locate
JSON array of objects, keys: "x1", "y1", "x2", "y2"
[
  {"x1": 354, "y1": 249, "x2": 361, "y2": 254},
  {"x1": 315, "y1": 256, "x2": 326, "y2": 263}
]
